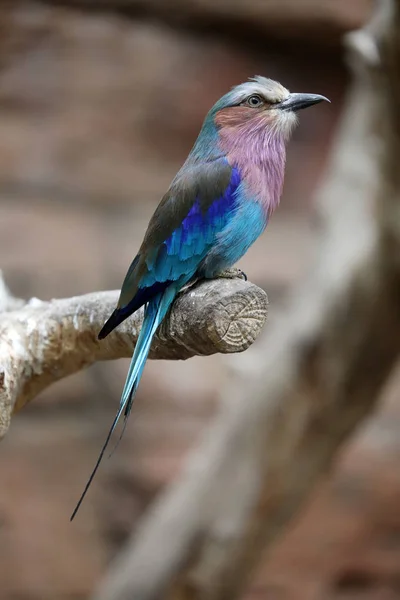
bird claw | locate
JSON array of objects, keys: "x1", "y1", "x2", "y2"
[
  {"x1": 180, "y1": 268, "x2": 248, "y2": 297},
  {"x1": 215, "y1": 268, "x2": 247, "y2": 281}
]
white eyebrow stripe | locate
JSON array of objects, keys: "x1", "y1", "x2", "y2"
[{"x1": 228, "y1": 78, "x2": 290, "y2": 105}]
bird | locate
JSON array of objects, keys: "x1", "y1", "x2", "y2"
[{"x1": 70, "y1": 76, "x2": 329, "y2": 520}]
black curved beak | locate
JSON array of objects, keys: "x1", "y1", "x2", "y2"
[{"x1": 277, "y1": 93, "x2": 330, "y2": 112}]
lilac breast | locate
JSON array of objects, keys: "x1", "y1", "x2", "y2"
[{"x1": 217, "y1": 115, "x2": 287, "y2": 214}]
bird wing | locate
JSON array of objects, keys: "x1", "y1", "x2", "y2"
[{"x1": 98, "y1": 159, "x2": 241, "y2": 339}]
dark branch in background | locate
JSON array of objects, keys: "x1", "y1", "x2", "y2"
[
  {"x1": 0, "y1": 277, "x2": 267, "y2": 438},
  {"x1": 92, "y1": 2, "x2": 400, "y2": 600},
  {"x1": 35, "y1": 0, "x2": 369, "y2": 48}
]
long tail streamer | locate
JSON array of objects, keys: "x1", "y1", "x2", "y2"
[{"x1": 70, "y1": 287, "x2": 176, "y2": 521}]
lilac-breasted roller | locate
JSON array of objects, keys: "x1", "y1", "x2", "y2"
[{"x1": 71, "y1": 76, "x2": 329, "y2": 519}]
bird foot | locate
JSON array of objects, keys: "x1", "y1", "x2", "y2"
[
  {"x1": 180, "y1": 268, "x2": 247, "y2": 296},
  {"x1": 215, "y1": 268, "x2": 247, "y2": 281}
]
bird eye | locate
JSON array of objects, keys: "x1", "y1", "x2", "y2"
[{"x1": 246, "y1": 94, "x2": 263, "y2": 108}]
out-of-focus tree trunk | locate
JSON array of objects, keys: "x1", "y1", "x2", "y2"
[{"x1": 92, "y1": 2, "x2": 400, "y2": 599}]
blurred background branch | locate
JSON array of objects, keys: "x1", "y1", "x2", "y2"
[
  {"x1": 0, "y1": 276, "x2": 267, "y2": 437},
  {"x1": 0, "y1": 269, "x2": 24, "y2": 312},
  {"x1": 92, "y1": 1, "x2": 400, "y2": 599},
  {"x1": 32, "y1": 0, "x2": 373, "y2": 47}
]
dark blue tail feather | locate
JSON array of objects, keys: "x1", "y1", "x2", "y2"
[{"x1": 70, "y1": 288, "x2": 177, "y2": 521}]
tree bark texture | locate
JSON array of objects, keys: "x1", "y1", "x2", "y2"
[{"x1": 0, "y1": 277, "x2": 267, "y2": 437}]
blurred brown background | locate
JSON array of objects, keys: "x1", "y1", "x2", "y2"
[{"x1": 3, "y1": 2, "x2": 400, "y2": 599}]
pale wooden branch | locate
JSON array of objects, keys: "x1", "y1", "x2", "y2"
[
  {"x1": 93, "y1": 2, "x2": 400, "y2": 600},
  {"x1": 0, "y1": 277, "x2": 267, "y2": 438}
]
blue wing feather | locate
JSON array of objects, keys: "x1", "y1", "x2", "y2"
[
  {"x1": 99, "y1": 162, "x2": 242, "y2": 339},
  {"x1": 139, "y1": 165, "x2": 241, "y2": 290}
]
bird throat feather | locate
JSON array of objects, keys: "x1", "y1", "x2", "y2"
[{"x1": 215, "y1": 107, "x2": 296, "y2": 215}]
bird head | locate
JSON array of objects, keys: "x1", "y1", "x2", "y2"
[{"x1": 212, "y1": 76, "x2": 329, "y2": 141}]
